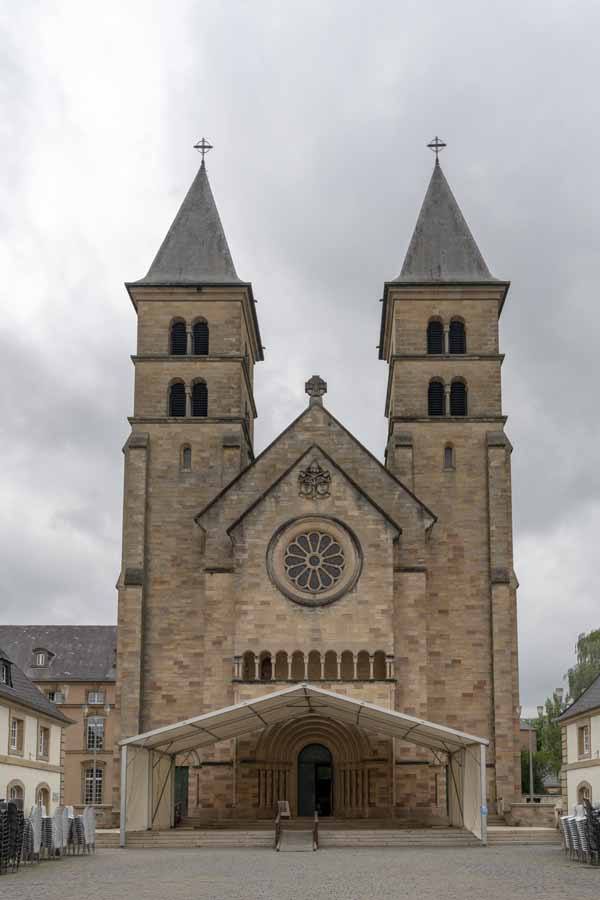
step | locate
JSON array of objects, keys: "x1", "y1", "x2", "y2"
[{"x1": 278, "y1": 830, "x2": 314, "y2": 852}]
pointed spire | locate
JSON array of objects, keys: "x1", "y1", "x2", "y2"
[
  {"x1": 136, "y1": 159, "x2": 241, "y2": 285},
  {"x1": 394, "y1": 160, "x2": 496, "y2": 283}
]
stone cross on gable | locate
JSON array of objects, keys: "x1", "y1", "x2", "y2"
[{"x1": 305, "y1": 375, "x2": 327, "y2": 406}]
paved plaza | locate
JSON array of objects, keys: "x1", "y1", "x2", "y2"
[{"x1": 5, "y1": 846, "x2": 599, "y2": 899}]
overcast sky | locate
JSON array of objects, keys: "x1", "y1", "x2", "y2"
[{"x1": 1, "y1": 1, "x2": 598, "y2": 713}]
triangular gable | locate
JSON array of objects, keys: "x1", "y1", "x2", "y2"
[
  {"x1": 226, "y1": 443, "x2": 403, "y2": 538},
  {"x1": 195, "y1": 402, "x2": 436, "y2": 545}
]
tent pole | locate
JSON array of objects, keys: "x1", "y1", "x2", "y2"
[
  {"x1": 119, "y1": 744, "x2": 128, "y2": 848},
  {"x1": 480, "y1": 743, "x2": 487, "y2": 846}
]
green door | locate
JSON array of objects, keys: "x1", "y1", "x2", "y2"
[{"x1": 174, "y1": 766, "x2": 189, "y2": 823}]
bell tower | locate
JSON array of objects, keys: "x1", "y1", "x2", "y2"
[
  {"x1": 116, "y1": 142, "x2": 263, "y2": 742},
  {"x1": 378, "y1": 144, "x2": 521, "y2": 808}
]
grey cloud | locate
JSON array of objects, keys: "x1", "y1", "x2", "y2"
[{"x1": 0, "y1": 0, "x2": 598, "y2": 710}]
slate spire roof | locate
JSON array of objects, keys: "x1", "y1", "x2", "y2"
[
  {"x1": 135, "y1": 161, "x2": 242, "y2": 286},
  {"x1": 394, "y1": 160, "x2": 496, "y2": 283}
]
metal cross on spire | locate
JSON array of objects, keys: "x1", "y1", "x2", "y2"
[
  {"x1": 194, "y1": 137, "x2": 213, "y2": 163},
  {"x1": 427, "y1": 136, "x2": 447, "y2": 163}
]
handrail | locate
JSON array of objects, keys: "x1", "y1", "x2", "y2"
[
  {"x1": 274, "y1": 811, "x2": 281, "y2": 851},
  {"x1": 313, "y1": 810, "x2": 319, "y2": 850}
]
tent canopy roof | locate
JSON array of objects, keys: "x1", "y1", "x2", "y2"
[{"x1": 121, "y1": 683, "x2": 488, "y2": 757}]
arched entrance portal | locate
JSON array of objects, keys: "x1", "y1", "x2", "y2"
[{"x1": 298, "y1": 743, "x2": 333, "y2": 816}]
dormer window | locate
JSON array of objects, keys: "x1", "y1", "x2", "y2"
[
  {"x1": 0, "y1": 659, "x2": 11, "y2": 685},
  {"x1": 33, "y1": 649, "x2": 49, "y2": 667}
]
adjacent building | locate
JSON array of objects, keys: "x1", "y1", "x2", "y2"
[
  {"x1": 115, "y1": 146, "x2": 521, "y2": 824},
  {"x1": 1, "y1": 645, "x2": 71, "y2": 814},
  {"x1": 0, "y1": 626, "x2": 117, "y2": 826},
  {"x1": 558, "y1": 673, "x2": 600, "y2": 811}
]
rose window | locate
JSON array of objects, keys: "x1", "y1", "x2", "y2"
[{"x1": 283, "y1": 531, "x2": 345, "y2": 594}]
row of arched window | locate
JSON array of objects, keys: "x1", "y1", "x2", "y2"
[
  {"x1": 237, "y1": 650, "x2": 391, "y2": 682},
  {"x1": 427, "y1": 319, "x2": 466, "y2": 354},
  {"x1": 170, "y1": 318, "x2": 209, "y2": 355},
  {"x1": 428, "y1": 379, "x2": 468, "y2": 416},
  {"x1": 168, "y1": 380, "x2": 208, "y2": 417}
]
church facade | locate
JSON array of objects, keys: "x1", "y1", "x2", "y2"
[{"x1": 115, "y1": 147, "x2": 521, "y2": 823}]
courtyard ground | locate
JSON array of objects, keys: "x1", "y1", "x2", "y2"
[{"x1": 5, "y1": 845, "x2": 598, "y2": 899}]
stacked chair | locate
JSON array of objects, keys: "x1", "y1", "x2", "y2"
[
  {"x1": 1, "y1": 801, "x2": 98, "y2": 877},
  {"x1": 559, "y1": 802, "x2": 600, "y2": 865},
  {"x1": 0, "y1": 801, "x2": 25, "y2": 875}
]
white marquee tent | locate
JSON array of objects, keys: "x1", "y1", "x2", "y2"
[{"x1": 119, "y1": 683, "x2": 489, "y2": 846}]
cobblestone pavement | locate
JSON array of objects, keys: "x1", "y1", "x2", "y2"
[{"x1": 5, "y1": 846, "x2": 599, "y2": 899}]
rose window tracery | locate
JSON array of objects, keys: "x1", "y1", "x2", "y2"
[{"x1": 283, "y1": 531, "x2": 345, "y2": 594}]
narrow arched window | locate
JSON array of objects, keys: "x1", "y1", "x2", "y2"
[
  {"x1": 444, "y1": 445, "x2": 455, "y2": 469},
  {"x1": 450, "y1": 381, "x2": 468, "y2": 416},
  {"x1": 192, "y1": 320, "x2": 209, "y2": 355},
  {"x1": 324, "y1": 650, "x2": 337, "y2": 680},
  {"x1": 260, "y1": 653, "x2": 272, "y2": 681},
  {"x1": 242, "y1": 651, "x2": 255, "y2": 681},
  {"x1": 373, "y1": 651, "x2": 387, "y2": 680},
  {"x1": 427, "y1": 320, "x2": 444, "y2": 354},
  {"x1": 169, "y1": 382, "x2": 186, "y2": 417},
  {"x1": 274, "y1": 651, "x2": 288, "y2": 680},
  {"x1": 449, "y1": 319, "x2": 466, "y2": 354},
  {"x1": 191, "y1": 381, "x2": 208, "y2": 417},
  {"x1": 308, "y1": 651, "x2": 321, "y2": 681},
  {"x1": 428, "y1": 380, "x2": 445, "y2": 416},
  {"x1": 170, "y1": 320, "x2": 187, "y2": 355},
  {"x1": 181, "y1": 445, "x2": 192, "y2": 470}
]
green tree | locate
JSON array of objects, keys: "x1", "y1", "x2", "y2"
[
  {"x1": 534, "y1": 691, "x2": 566, "y2": 778},
  {"x1": 567, "y1": 629, "x2": 600, "y2": 702}
]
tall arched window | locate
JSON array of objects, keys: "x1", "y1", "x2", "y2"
[
  {"x1": 324, "y1": 651, "x2": 337, "y2": 680},
  {"x1": 444, "y1": 444, "x2": 455, "y2": 469},
  {"x1": 170, "y1": 320, "x2": 187, "y2": 355},
  {"x1": 308, "y1": 651, "x2": 321, "y2": 681},
  {"x1": 191, "y1": 381, "x2": 208, "y2": 417},
  {"x1": 84, "y1": 765, "x2": 103, "y2": 804},
  {"x1": 373, "y1": 651, "x2": 387, "y2": 680},
  {"x1": 168, "y1": 382, "x2": 186, "y2": 417},
  {"x1": 428, "y1": 380, "x2": 445, "y2": 416},
  {"x1": 192, "y1": 320, "x2": 209, "y2": 355},
  {"x1": 291, "y1": 651, "x2": 304, "y2": 681},
  {"x1": 340, "y1": 651, "x2": 354, "y2": 681},
  {"x1": 356, "y1": 651, "x2": 370, "y2": 680},
  {"x1": 427, "y1": 320, "x2": 444, "y2": 354},
  {"x1": 450, "y1": 380, "x2": 468, "y2": 416},
  {"x1": 8, "y1": 781, "x2": 24, "y2": 809},
  {"x1": 449, "y1": 319, "x2": 466, "y2": 354}
]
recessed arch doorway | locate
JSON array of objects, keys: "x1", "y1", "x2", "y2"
[{"x1": 297, "y1": 743, "x2": 333, "y2": 817}]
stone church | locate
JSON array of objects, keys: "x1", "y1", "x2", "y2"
[{"x1": 115, "y1": 144, "x2": 521, "y2": 825}]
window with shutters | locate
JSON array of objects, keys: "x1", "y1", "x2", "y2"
[
  {"x1": 428, "y1": 380, "x2": 445, "y2": 416},
  {"x1": 449, "y1": 319, "x2": 466, "y2": 354},
  {"x1": 170, "y1": 320, "x2": 187, "y2": 355},
  {"x1": 168, "y1": 382, "x2": 186, "y2": 417},
  {"x1": 191, "y1": 380, "x2": 208, "y2": 417},
  {"x1": 192, "y1": 319, "x2": 209, "y2": 355},
  {"x1": 450, "y1": 380, "x2": 468, "y2": 416},
  {"x1": 427, "y1": 320, "x2": 444, "y2": 354}
]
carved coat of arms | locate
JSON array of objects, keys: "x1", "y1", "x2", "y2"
[{"x1": 298, "y1": 460, "x2": 331, "y2": 500}]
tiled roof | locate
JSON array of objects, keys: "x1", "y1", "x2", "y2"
[
  {"x1": 0, "y1": 646, "x2": 71, "y2": 723},
  {"x1": 0, "y1": 626, "x2": 116, "y2": 682},
  {"x1": 557, "y1": 672, "x2": 600, "y2": 722}
]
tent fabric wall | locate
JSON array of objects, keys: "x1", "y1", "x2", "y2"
[
  {"x1": 462, "y1": 746, "x2": 483, "y2": 840},
  {"x1": 151, "y1": 754, "x2": 174, "y2": 831},
  {"x1": 125, "y1": 745, "x2": 151, "y2": 832}
]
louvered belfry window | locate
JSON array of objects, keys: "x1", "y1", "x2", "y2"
[
  {"x1": 450, "y1": 381, "x2": 468, "y2": 416},
  {"x1": 192, "y1": 381, "x2": 208, "y2": 417},
  {"x1": 170, "y1": 321, "x2": 187, "y2": 355},
  {"x1": 449, "y1": 319, "x2": 466, "y2": 354},
  {"x1": 428, "y1": 381, "x2": 445, "y2": 416},
  {"x1": 427, "y1": 320, "x2": 444, "y2": 354},
  {"x1": 193, "y1": 321, "x2": 209, "y2": 355},
  {"x1": 169, "y1": 382, "x2": 186, "y2": 416}
]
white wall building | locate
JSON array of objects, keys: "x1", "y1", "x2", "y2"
[
  {"x1": 559, "y1": 673, "x2": 600, "y2": 811},
  {"x1": 0, "y1": 645, "x2": 71, "y2": 815}
]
